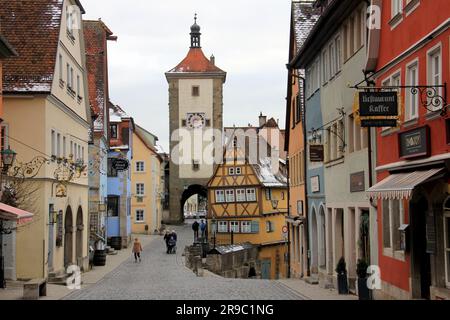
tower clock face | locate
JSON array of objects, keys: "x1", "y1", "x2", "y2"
[{"x1": 186, "y1": 113, "x2": 206, "y2": 129}]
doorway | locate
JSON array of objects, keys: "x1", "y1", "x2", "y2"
[
  {"x1": 76, "y1": 206, "x2": 83, "y2": 267},
  {"x1": 410, "y1": 196, "x2": 431, "y2": 299},
  {"x1": 48, "y1": 204, "x2": 54, "y2": 271},
  {"x1": 261, "y1": 259, "x2": 271, "y2": 279},
  {"x1": 64, "y1": 206, "x2": 73, "y2": 267}
]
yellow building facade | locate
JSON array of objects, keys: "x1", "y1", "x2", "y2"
[
  {"x1": 207, "y1": 141, "x2": 289, "y2": 279},
  {"x1": 130, "y1": 126, "x2": 162, "y2": 235},
  {"x1": 1, "y1": 0, "x2": 90, "y2": 280}
]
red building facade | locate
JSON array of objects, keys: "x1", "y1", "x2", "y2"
[{"x1": 368, "y1": 0, "x2": 450, "y2": 300}]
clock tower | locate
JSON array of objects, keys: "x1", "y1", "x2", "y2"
[{"x1": 165, "y1": 15, "x2": 226, "y2": 223}]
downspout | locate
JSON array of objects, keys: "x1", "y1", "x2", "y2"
[
  {"x1": 301, "y1": 77, "x2": 311, "y2": 278},
  {"x1": 286, "y1": 155, "x2": 291, "y2": 279}
]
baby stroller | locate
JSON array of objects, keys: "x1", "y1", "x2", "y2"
[{"x1": 167, "y1": 237, "x2": 177, "y2": 254}]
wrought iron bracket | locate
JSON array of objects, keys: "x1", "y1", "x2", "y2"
[
  {"x1": 350, "y1": 83, "x2": 448, "y2": 117},
  {"x1": 309, "y1": 107, "x2": 347, "y2": 152}
]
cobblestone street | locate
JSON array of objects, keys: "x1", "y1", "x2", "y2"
[{"x1": 64, "y1": 222, "x2": 306, "y2": 300}]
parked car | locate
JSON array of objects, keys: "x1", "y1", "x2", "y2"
[{"x1": 196, "y1": 210, "x2": 206, "y2": 218}]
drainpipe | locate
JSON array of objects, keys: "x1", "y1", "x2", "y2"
[{"x1": 286, "y1": 156, "x2": 291, "y2": 278}]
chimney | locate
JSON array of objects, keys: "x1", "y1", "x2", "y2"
[
  {"x1": 259, "y1": 112, "x2": 267, "y2": 127},
  {"x1": 210, "y1": 54, "x2": 215, "y2": 65}
]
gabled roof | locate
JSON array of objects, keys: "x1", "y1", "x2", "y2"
[
  {"x1": 134, "y1": 124, "x2": 160, "y2": 157},
  {"x1": 167, "y1": 48, "x2": 225, "y2": 74},
  {"x1": 0, "y1": 0, "x2": 64, "y2": 93}
]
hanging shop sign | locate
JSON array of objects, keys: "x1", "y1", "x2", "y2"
[
  {"x1": 112, "y1": 158, "x2": 129, "y2": 171},
  {"x1": 309, "y1": 145, "x2": 324, "y2": 162},
  {"x1": 398, "y1": 125, "x2": 430, "y2": 159},
  {"x1": 359, "y1": 92, "x2": 398, "y2": 117}
]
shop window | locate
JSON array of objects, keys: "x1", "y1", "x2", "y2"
[
  {"x1": 382, "y1": 199, "x2": 403, "y2": 254},
  {"x1": 107, "y1": 196, "x2": 119, "y2": 217}
]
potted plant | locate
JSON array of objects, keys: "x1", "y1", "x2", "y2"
[
  {"x1": 356, "y1": 259, "x2": 371, "y2": 300},
  {"x1": 335, "y1": 257, "x2": 349, "y2": 294}
]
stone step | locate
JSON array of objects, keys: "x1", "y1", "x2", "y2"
[
  {"x1": 48, "y1": 274, "x2": 69, "y2": 285},
  {"x1": 304, "y1": 277, "x2": 319, "y2": 285}
]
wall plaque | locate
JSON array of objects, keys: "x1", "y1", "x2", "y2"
[
  {"x1": 311, "y1": 176, "x2": 320, "y2": 193},
  {"x1": 350, "y1": 171, "x2": 365, "y2": 193}
]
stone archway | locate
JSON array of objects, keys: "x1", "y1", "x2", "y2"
[
  {"x1": 76, "y1": 206, "x2": 84, "y2": 267},
  {"x1": 319, "y1": 205, "x2": 327, "y2": 269},
  {"x1": 180, "y1": 185, "x2": 208, "y2": 220},
  {"x1": 64, "y1": 206, "x2": 73, "y2": 267}
]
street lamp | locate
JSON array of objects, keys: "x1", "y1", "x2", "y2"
[{"x1": 1, "y1": 147, "x2": 17, "y2": 173}]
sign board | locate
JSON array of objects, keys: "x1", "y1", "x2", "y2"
[
  {"x1": 359, "y1": 92, "x2": 398, "y2": 117},
  {"x1": 112, "y1": 158, "x2": 129, "y2": 171},
  {"x1": 311, "y1": 176, "x2": 320, "y2": 193},
  {"x1": 399, "y1": 126, "x2": 430, "y2": 159},
  {"x1": 361, "y1": 119, "x2": 398, "y2": 127},
  {"x1": 309, "y1": 145, "x2": 324, "y2": 162}
]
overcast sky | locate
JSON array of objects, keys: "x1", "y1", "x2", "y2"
[{"x1": 82, "y1": 0, "x2": 291, "y2": 152}]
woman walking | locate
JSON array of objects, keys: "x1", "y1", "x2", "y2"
[{"x1": 132, "y1": 238, "x2": 143, "y2": 263}]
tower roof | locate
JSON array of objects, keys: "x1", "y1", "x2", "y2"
[{"x1": 167, "y1": 48, "x2": 225, "y2": 74}]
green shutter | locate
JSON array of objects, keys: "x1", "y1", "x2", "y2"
[{"x1": 251, "y1": 221, "x2": 259, "y2": 233}]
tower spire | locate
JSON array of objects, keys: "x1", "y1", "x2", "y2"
[{"x1": 190, "y1": 13, "x2": 201, "y2": 48}]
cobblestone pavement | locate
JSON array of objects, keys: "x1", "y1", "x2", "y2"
[{"x1": 64, "y1": 222, "x2": 306, "y2": 300}]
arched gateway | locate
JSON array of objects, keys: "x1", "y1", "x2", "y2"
[{"x1": 165, "y1": 16, "x2": 227, "y2": 223}]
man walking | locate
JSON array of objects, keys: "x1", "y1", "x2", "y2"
[{"x1": 192, "y1": 220, "x2": 199, "y2": 242}]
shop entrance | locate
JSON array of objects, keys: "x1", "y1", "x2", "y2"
[{"x1": 410, "y1": 195, "x2": 431, "y2": 299}]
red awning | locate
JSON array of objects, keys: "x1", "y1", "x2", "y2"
[{"x1": 0, "y1": 202, "x2": 34, "y2": 224}]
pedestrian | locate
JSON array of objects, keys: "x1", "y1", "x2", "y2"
[
  {"x1": 200, "y1": 219, "x2": 206, "y2": 239},
  {"x1": 132, "y1": 238, "x2": 143, "y2": 263},
  {"x1": 192, "y1": 220, "x2": 199, "y2": 241}
]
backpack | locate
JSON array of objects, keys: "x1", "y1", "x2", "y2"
[{"x1": 168, "y1": 237, "x2": 176, "y2": 246}]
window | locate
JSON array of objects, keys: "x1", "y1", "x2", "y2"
[
  {"x1": 265, "y1": 189, "x2": 272, "y2": 201},
  {"x1": 406, "y1": 61, "x2": 419, "y2": 120},
  {"x1": 228, "y1": 167, "x2": 235, "y2": 176},
  {"x1": 329, "y1": 43, "x2": 335, "y2": 77},
  {"x1": 266, "y1": 221, "x2": 274, "y2": 233},
  {"x1": 322, "y1": 50, "x2": 328, "y2": 84},
  {"x1": 192, "y1": 86, "x2": 200, "y2": 97},
  {"x1": 77, "y1": 145, "x2": 81, "y2": 161},
  {"x1": 81, "y1": 147, "x2": 84, "y2": 162},
  {"x1": 235, "y1": 167, "x2": 242, "y2": 175},
  {"x1": 66, "y1": 63, "x2": 70, "y2": 87},
  {"x1": 135, "y1": 210, "x2": 144, "y2": 222},
  {"x1": 215, "y1": 190, "x2": 225, "y2": 203},
  {"x1": 70, "y1": 141, "x2": 73, "y2": 158},
  {"x1": 62, "y1": 136, "x2": 66, "y2": 158},
  {"x1": 246, "y1": 188, "x2": 256, "y2": 202},
  {"x1": 335, "y1": 36, "x2": 342, "y2": 72},
  {"x1": 51, "y1": 130, "x2": 56, "y2": 156},
  {"x1": 360, "y1": 7, "x2": 366, "y2": 47},
  {"x1": 241, "y1": 221, "x2": 251, "y2": 233},
  {"x1": 218, "y1": 221, "x2": 228, "y2": 233},
  {"x1": 1, "y1": 124, "x2": 9, "y2": 152},
  {"x1": 136, "y1": 161, "x2": 145, "y2": 172},
  {"x1": 107, "y1": 196, "x2": 119, "y2": 217},
  {"x1": 136, "y1": 183, "x2": 145, "y2": 196},
  {"x1": 110, "y1": 124, "x2": 118, "y2": 139},
  {"x1": 392, "y1": 0, "x2": 403, "y2": 17},
  {"x1": 236, "y1": 189, "x2": 246, "y2": 202},
  {"x1": 225, "y1": 189, "x2": 235, "y2": 203},
  {"x1": 56, "y1": 133, "x2": 61, "y2": 157},
  {"x1": 343, "y1": 24, "x2": 348, "y2": 61},
  {"x1": 59, "y1": 54, "x2": 63, "y2": 81},
  {"x1": 230, "y1": 221, "x2": 239, "y2": 233},
  {"x1": 77, "y1": 75, "x2": 80, "y2": 97},
  {"x1": 428, "y1": 45, "x2": 442, "y2": 112},
  {"x1": 382, "y1": 199, "x2": 403, "y2": 252}
]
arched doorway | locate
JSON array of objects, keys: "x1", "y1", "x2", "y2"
[
  {"x1": 180, "y1": 185, "x2": 208, "y2": 220},
  {"x1": 310, "y1": 207, "x2": 318, "y2": 274},
  {"x1": 319, "y1": 205, "x2": 326, "y2": 269},
  {"x1": 76, "y1": 206, "x2": 84, "y2": 267},
  {"x1": 64, "y1": 206, "x2": 73, "y2": 267}
]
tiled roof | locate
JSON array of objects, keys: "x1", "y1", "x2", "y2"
[
  {"x1": 84, "y1": 20, "x2": 115, "y2": 132},
  {"x1": 292, "y1": 1, "x2": 321, "y2": 52},
  {"x1": 0, "y1": 0, "x2": 64, "y2": 93},
  {"x1": 168, "y1": 48, "x2": 225, "y2": 74}
]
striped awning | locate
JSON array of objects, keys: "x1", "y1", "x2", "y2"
[
  {"x1": 367, "y1": 168, "x2": 445, "y2": 200},
  {"x1": 0, "y1": 202, "x2": 34, "y2": 224}
]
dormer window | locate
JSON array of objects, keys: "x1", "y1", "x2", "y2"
[{"x1": 110, "y1": 124, "x2": 118, "y2": 139}]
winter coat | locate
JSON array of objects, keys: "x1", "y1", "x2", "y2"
[{"x1": 132, "y1": 241, "x2": 143, "y2": 253}]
